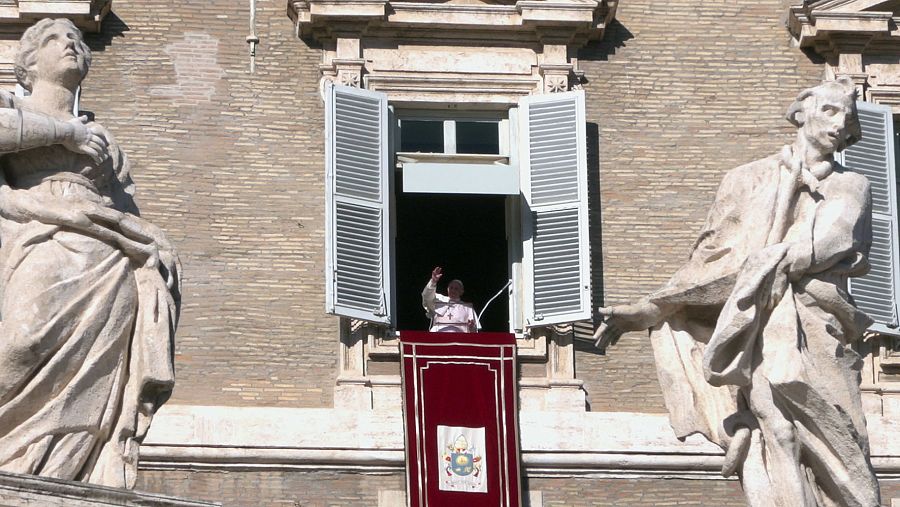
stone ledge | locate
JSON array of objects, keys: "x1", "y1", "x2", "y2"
[
  {"x1": 0, "y1": 470, "x2": 220, "y2": 506},
  {"x1": 787, "y1": 2, "x2": 894, "y2": 50},
  {"x1": 138, "y1": 405, "x2": 900, "y2": 480},
  {"x1": 289, "y1": 0, "x2": 615, "y2": 44},
  {"x1": 0, "y1": 0, "x2": 109, "y2": 32}
]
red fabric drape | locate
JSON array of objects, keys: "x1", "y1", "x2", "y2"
[{"x1": 401, "y1": 332, "x2": 522, "y2": 507}]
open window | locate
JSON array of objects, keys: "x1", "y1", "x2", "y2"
[
  {"x1": 839, "y1": 101, "x2": 900, "y2": 335},
  {"x1": 399, "y1": 110, "x2": 518, "y2": 196},
  {"x1": 399, "y1": 115, "x2": 506, "y2": 157},
  {"x1": 324, "y1": 84, "x2": 591, "y2": 332}
]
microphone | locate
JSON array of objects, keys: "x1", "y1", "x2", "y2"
[{"x1": 478, "y1": 279, "x2": 512, "y2": 322}]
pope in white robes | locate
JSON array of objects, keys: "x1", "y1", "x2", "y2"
[{"x1": 422, "y1": 267, "x2": 480, "y2": 333}]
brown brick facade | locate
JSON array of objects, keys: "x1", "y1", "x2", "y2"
[
  {"x1": 136, "y1": 470, "x2": 405, "y2": 507},
  {"x1": 135, "y1": 470, "x2": 900, "y2": 507},
  {"x1": 83, "y1": 0, "x2": 336, "y2": 408},
  {"x1": 78, "y1": 0, "x2": 879, "y2": 504},
  {"x1": 137, "y1": 471, "x2": 749, "y2": 507},
  {"x1": 83, "y1": 0, "x2": 825, "y2": 413}
]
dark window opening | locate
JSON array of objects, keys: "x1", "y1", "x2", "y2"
[
  {"x1": 395, "y1": 190, "x2": 509, "y2": 332},
  {"x1": 456, "y1": 121, "x2": 500, "y2": 154},
  {"x1": 400, "y1": 120, "x2": 443, "y2": 153}
]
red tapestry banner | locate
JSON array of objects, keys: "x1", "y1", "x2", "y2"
[{"x1": 400, "y1": 331, "x2": 522, "y2": 507}]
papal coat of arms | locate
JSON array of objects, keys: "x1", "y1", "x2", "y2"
[{"x1": 437, "y1": 425, "x2": 487, "y2": 493}]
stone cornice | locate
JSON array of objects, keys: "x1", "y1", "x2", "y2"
[
  {"x1": 788, "y1": 1, "x2": 894, "y2": 49},
  {"x1": 0, "y1": 0, "x2": 110, "y2": 32},
  {"x1": 288, "y1": 0, "x2": 615, "y2": 45},
  {"x1": 807, "y1": 0, "x2": 889, "y2": 10},
  {"x1": 288, "y1": 0, "x2": 615, "y2": 102}
]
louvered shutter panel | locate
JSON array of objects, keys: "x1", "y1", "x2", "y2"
[
  {"x1": 841, "y1": 101, "x2": 900, "y2": 333},
  {"x1": 520, "y1": 90, "x2": 591, "y2": 326},
  {"x1": 324, "y1": 83, "x2": 393, "y2": 324}
]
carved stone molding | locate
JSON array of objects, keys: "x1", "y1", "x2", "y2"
[
  {"x1": 787, "y1": 1, "x2": 897, "y2": 100},
  {"x1": 290, "y1": 0, "x2": 615, "y2": 43},
  {"x1": 540, "y1": 63, "x2": 573, "y2": 93},
  {"x1": 288, "y1": 0, "x2": 617, "y2": 103},
  {"x1": 789, "y1": 4, "x2": 891, "y2": 55},
  {"x1": 0, "y1": 0, "x2": 109, "y2": 32},
  {"x1": 334, "y1": 58, "x2": 364, "y2": 87}
]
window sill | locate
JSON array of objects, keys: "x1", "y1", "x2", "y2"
[
  {"x1": 369, "y1": 331, "x2": 546, "y2": 361},
  {"x1": 397, "y1": 152, "x2": 509, "y2": 166}
]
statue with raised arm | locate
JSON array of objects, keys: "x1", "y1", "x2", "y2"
[
  {"x1": 595, "y1": 77, "x2": 880, "y2": 506},
  {"x1": 0, "y1": 19, "x2": 180, "y2": 488}
]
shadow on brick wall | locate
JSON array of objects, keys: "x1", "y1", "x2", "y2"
[
  {"x1": 84, "y1": 12, "x2": 130, "y2": 53},
  {"x1": 571, "y1": 123, "x2": 604, "y2": 356},
  {"x1": 578, "y1": 18, "x2": 635, "y2": 64}
]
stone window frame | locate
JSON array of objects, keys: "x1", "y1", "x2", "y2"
[{"x1": 293, "y1": 0, "x2": 616, "y2": 411}]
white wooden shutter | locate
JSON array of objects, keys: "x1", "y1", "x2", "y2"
[
  {"x1": 325, "y1": 83, "x2": 393, "y2": 324},
  {"x1": 520, "y1": 90, "x2": 591, "y2": 326},
  {"x1": 841, "y1": 101, "x2": 900, "y2": 332}
]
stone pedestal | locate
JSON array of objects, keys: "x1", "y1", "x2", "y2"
[{"x1": 0, "y1": 471, "x2": 219, "y2": 507}]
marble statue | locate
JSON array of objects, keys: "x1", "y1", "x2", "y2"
[
  {"x1": 594, "y1": 77, "x2": 881, "y2": 507},
  {"x1": 0, "y1": 18, "x2": 180, "y2": 488}
]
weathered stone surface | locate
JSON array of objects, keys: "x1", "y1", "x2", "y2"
[
  {"x1": 0, "y1": 18, "x2": 180, "y2": 489},
  {"x1": 0, "y1": 470, "x2": 218, "y2": 507},
  {"x1": 596, "y1": 78, "x2": 881, "y2": 506}
]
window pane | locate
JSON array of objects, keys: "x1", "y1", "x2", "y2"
[
  {"x1": 401, "y1": 120, "x2": 444, "y2": 153},
  {"x1": 456, "y1": 121, "x2": 500, "y2": 154}
]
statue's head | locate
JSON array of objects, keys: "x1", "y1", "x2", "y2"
[
  {"x1": 15, "y1": 18, "x2": 91, "y2": 92},
  {"x1": 786, "y1": 77, "x2": 861, "y2": 154}
]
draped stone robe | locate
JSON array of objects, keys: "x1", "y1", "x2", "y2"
[
  {"x1": 647, "y1": 153, "x2": 880, "y2": 507},
  {"x1": 0, "y1": 91, "x2": 179, "y2": 489}
]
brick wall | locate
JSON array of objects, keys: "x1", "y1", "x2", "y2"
[
  {"x1": 81, "y1": 0, "x2": 827, "y2": 413},
  {"x1": 83, "y1": 0, "x2": 337, "y2": 408},
  {"x1": 137, "y1": 471, "x2": 747, "y2": 507},
  {"x1": 136, "y1": 470, "x2": 404, "y2": 507},
  {"x1": 529, "y1": 477, "x2": 746, "y2": 506},
  {"x1": 136, "y1": 471, "x2": 900, "y2": 506},
  {"x1": 78, "y1": 0, "x2": 867, "y2": 504}
]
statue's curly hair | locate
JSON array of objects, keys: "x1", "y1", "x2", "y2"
[{"x1": 15, "y1": 18, "x2": 91, "y2": 92}]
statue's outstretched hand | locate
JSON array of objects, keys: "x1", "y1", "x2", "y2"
[
  {"x1": 593, "y1": 299, "x2": 662, "y2": 351},
  {"x1": 62, "y1": 116, "x2": 108, "y2": 164}
]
